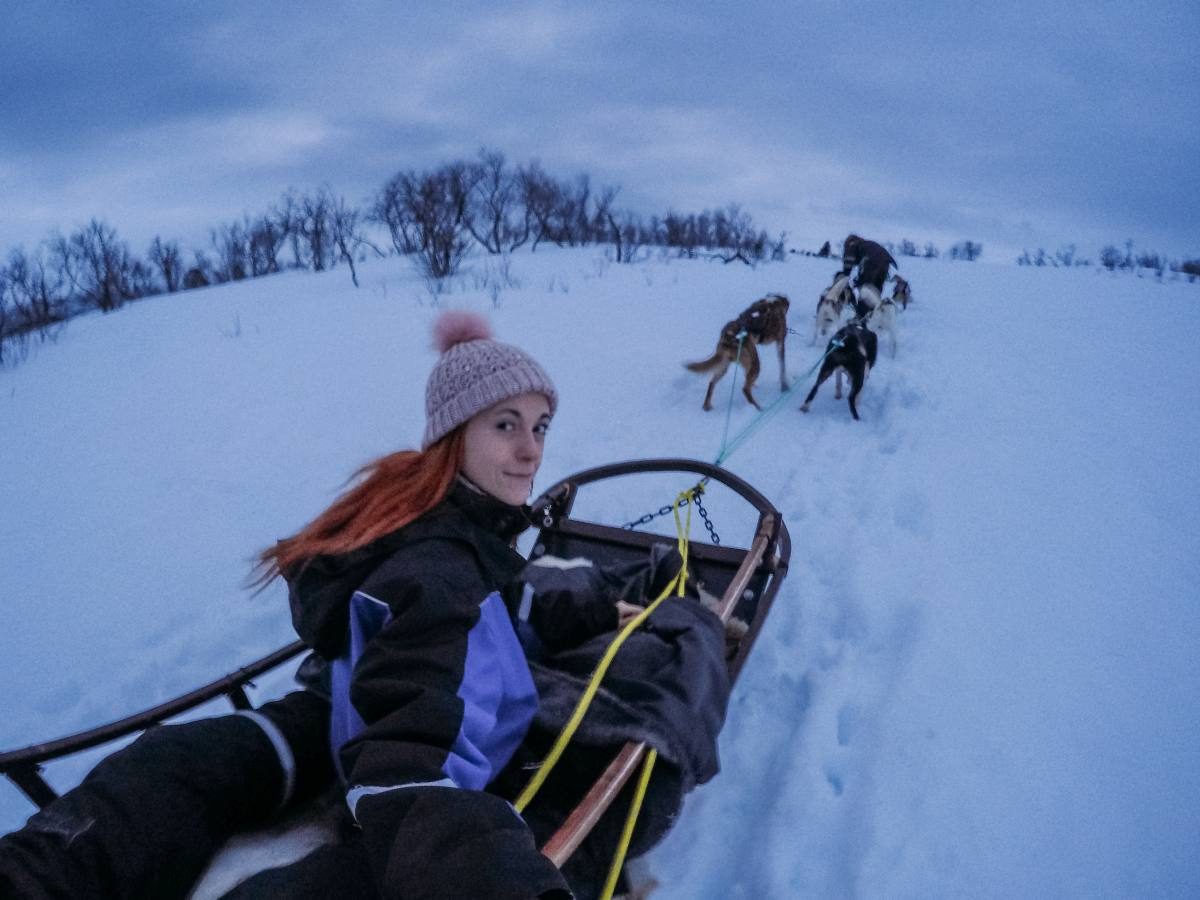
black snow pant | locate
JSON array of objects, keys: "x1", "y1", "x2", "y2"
[{"x1": 0, "y1": 690, "x2": 332, "y2": 900}]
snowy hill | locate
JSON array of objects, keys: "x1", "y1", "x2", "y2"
[{"x1": 2, "y1": 248, "x2": 1198, "y2": 896}]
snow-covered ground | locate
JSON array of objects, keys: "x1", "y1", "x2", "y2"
[{"x1": 2, "y1": 247, "x2": 1198, "y2": 897}]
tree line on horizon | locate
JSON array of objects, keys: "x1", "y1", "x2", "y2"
[
  {"x1": 0, "y1": 148, "x2": 791, "y2": 366},
  {"x1": 2, "y1": 147, "x2": 1196, "y2": 367}
]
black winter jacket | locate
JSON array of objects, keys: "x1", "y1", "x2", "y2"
[
  {"x1": 287, "y1": 479, "x2": 571, "y2": 900},
  {"x1": 841, "y1": 236, "x2": 898, "y2": 292}
]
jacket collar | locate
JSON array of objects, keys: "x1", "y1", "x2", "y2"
[{"x1": 442, "y1": 475, "x2": 533, "y2": 545}]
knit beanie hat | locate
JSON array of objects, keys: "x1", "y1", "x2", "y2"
[{"x1": 422, "y1": 311, "x2": 558, "y2": 449}]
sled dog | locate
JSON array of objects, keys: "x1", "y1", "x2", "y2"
[
  {"x1": 872, "y1": 296, "x2": 898, "y2": 358},
  {"x1": 891, "y1": 274, "x2": 911, "y2": 309},
  {"x1": 800, "y1": 321, "x2": 878, "y2": 421},
  {"x1": 686, "y1": 293, "x2": 790, "y2": 411},
  {"x1": 812, "y1": 273, "x2": 854, "y2": 344},
  {"x1": 852, "y1": 283, "x2": 883, "y2": 321}
]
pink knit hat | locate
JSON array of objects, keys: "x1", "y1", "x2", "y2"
[{"x1": 422, "y1": 311, "x2": 558, "y2": 449}]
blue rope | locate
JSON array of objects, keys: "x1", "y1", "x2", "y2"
[
  {"x1": 717, "y1": 330, "x2": 747, "y2": 459},
  {"x1": 712, "y1": 338, "x2": 843, "y2": 467}
]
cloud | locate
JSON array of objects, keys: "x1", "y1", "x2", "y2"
[{"x1": 0, "y1": 1, "x2": 1196, "y2": 260}]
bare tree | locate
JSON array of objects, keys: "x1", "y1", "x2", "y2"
[
  {"x1": 949, "y1": 240, "x2": 982, "y2": 261},
  {"x1": 560, "y1": 174, "x2": 592, "y2": 245},
  {"x1": 372, "y1": 164, "x2": 471, "y2": 278},
  {"x1": 148, "y1": 236, "x2": 184, "y2": 292},
  {"x1": 248, "y1": 214, "x2": 286, "y2": 276},
  {"x1": 517, "y1": 161, "x2": 562, "y2": 251},
  {"x1": 329, "y1": 193, "x2": 366, "y2": 287},
  {"x1": 369, "y1": 176, "x2": 422, "y2": 256},
  {"x1": 51, "y1": 220, "x2": 144, "y2": 312},
  {"x1": 5, "y1": 246, "x2": 68, "y2": 336},
  {"x1": 0, "y1": 261, "x2": 17, "y2": 366},
  {"x1": 210, "y1": 221, "x2": 250, "y2": 282},
  {"x1": 297, "y1": 189, "x2": 335, "y2": 272},
  {"x1": 274, "y1": 190, "x2": 307, "y2": 268},
  {"x1": 515, "y1": 165, "x2": 597, "y2": 249},
  {"x1": 464, "y1": 148, "x2": 529, "y2": 253}
]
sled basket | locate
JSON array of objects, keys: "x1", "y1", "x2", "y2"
[
  {"x1": 1, "y1": 458, "x2": 790, "y2": 882},
  {"x1": 524, "y1": 457, "x2": 790, "y2": 865}
]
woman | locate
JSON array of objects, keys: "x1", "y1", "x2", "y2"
[
  {"x1": 236, "y1": 310, "x2": 574, "y2": 899},
  {"x1": 0, "y1": 311, "x2": 578, "y2": 900}
]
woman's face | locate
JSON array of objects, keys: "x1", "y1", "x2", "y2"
[{"x1": 461, "y1": 392, "x2": 552, "y2": 505}]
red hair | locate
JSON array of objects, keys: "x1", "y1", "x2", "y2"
[{"x1": 253, "y1": 429, "x2": 465, "y2": 587}]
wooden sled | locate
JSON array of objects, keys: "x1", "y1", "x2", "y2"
[{"x1": 0, "y1": 458, "x2": 790, "y2": 891}]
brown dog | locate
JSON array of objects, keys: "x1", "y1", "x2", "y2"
[
  {"x1": 891, "y1": 274, "x2": 911, "y2": 309},
  {"x1": 686, "y1": 293, "x2": 790, "y2": 410}
]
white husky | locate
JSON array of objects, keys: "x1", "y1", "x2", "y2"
[
  {"x1": 872, "y1": 296, "x2": 899, "y2": 358},
  {"x1": 812, "y1": 273, "x2": 854, "y2": 344}
]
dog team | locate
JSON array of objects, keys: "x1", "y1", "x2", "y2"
[{"x1": 685, "y1": 233, "x2": 913, "y2": 421}]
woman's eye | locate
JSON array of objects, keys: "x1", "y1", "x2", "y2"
[
  {"x1": 496, "y1": 420, "x2": 515, "y2": 432},
  {"x1": 534, "y1": 422, "x2": 550, "y2": 436}
]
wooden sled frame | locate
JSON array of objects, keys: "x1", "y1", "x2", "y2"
[{"x1": 1, "y1": 458, "x2": 790, "y2": 870}]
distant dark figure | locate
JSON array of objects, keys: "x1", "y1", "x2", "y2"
[
  {"x1": 840, "y1": 234, "x2": 898, "y2": 294},
  {"x1": 817, "y1": 240, "x2": 831, "y2": 258}
]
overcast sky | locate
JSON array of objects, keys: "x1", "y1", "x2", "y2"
[{"x1": 2, "y1": 1, "x2": 1196, "y2": 265}]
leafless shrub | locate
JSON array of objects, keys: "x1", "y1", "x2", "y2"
[
  {"x1": 948, "y1": 240, "x2": 983, "y2": 261},
  {"x1": 247, "y1": 215, "x2": 286, "y2": 276},
  {"x1": 372, "y1": 164, "x2": 472, "y2": 279},
  {"x1": 464, "y1": 148, "x2": 529, "y2": 254},
  {"x1": 329, "y1": 193, "x2": 368, "y2": 287},
  {"x1": 209, "y1": 221, "x2": 250, "y2": 283},
  {"x1": 53, "y1": 220, "x2": 148, "y2": 312},
  {"x1": 148, "y1": 236, "x2": 185, "y2": 292},
  {"x1": 1, "y1": 246, "x2": 69, "y2": 364}
]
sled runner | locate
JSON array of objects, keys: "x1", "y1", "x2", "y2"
[{"x1": 1, "y1": 458, "x2": 789, "y2": 894}]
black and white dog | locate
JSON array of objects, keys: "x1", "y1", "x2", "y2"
[
  {"x1": 811, "y1": 273, "x2": 854, "y2": 344},
  {"x1": 872, "y1": 296, "x2": 898, "y2": 358},
  {"x1": 799, "y1": 320, "x2": 878, "y2": 420}
]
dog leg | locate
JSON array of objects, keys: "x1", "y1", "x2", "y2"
[
  {"x1": 800, "y1": 363, "x2": 834, "y2": 412},
  {"x1": 847, "y1": 362, "x2": 871, "y2": 420},
  {"x1": 847, "y1": 373, "x2": 863, "y2": 420},
  {"x1": 778, "y1": 340, "x2": 788, "y2": 390},
  {"x1": 834, "y1": 367, "x2": 844, "y2": 400},
  {"x1": 701, "y1": 358, "x2": 730, "y2": 411},
  {"x1": 741, "y1": 344, "x2": 762, "y2": 410}
]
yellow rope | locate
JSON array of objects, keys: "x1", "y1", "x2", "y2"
[
  {"x1": 514, "y1": 488, "x2": 694, "y2": 814},
  {"x1": 600, "y1": 747, "x2": 658, "y2": 900}
]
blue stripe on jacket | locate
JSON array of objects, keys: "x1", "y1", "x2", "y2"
[
  {"x1": 446, "y1": 591, "x2": 538, "y2": 789},
  {"x1": 330, "y1": 589, "x2": 538, "y2": 791}
]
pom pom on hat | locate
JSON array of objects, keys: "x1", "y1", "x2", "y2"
[
  {"x1": 422, "y1": 310, "x2": 558, "y2": 449},
  {"x1": 432, "y1": 310, "x2": 493, "y2": 353}
]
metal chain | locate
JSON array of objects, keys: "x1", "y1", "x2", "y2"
[
  {"x1": 622, "y1": 479, "x2": 720, "y2": 544},
  {"x1": 693, "y1": 491, "x2": 720, "y2": 545}
]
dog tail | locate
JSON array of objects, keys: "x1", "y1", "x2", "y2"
[{"x1": 685, "y1": 352, "x2": 723, "y2": 373}]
